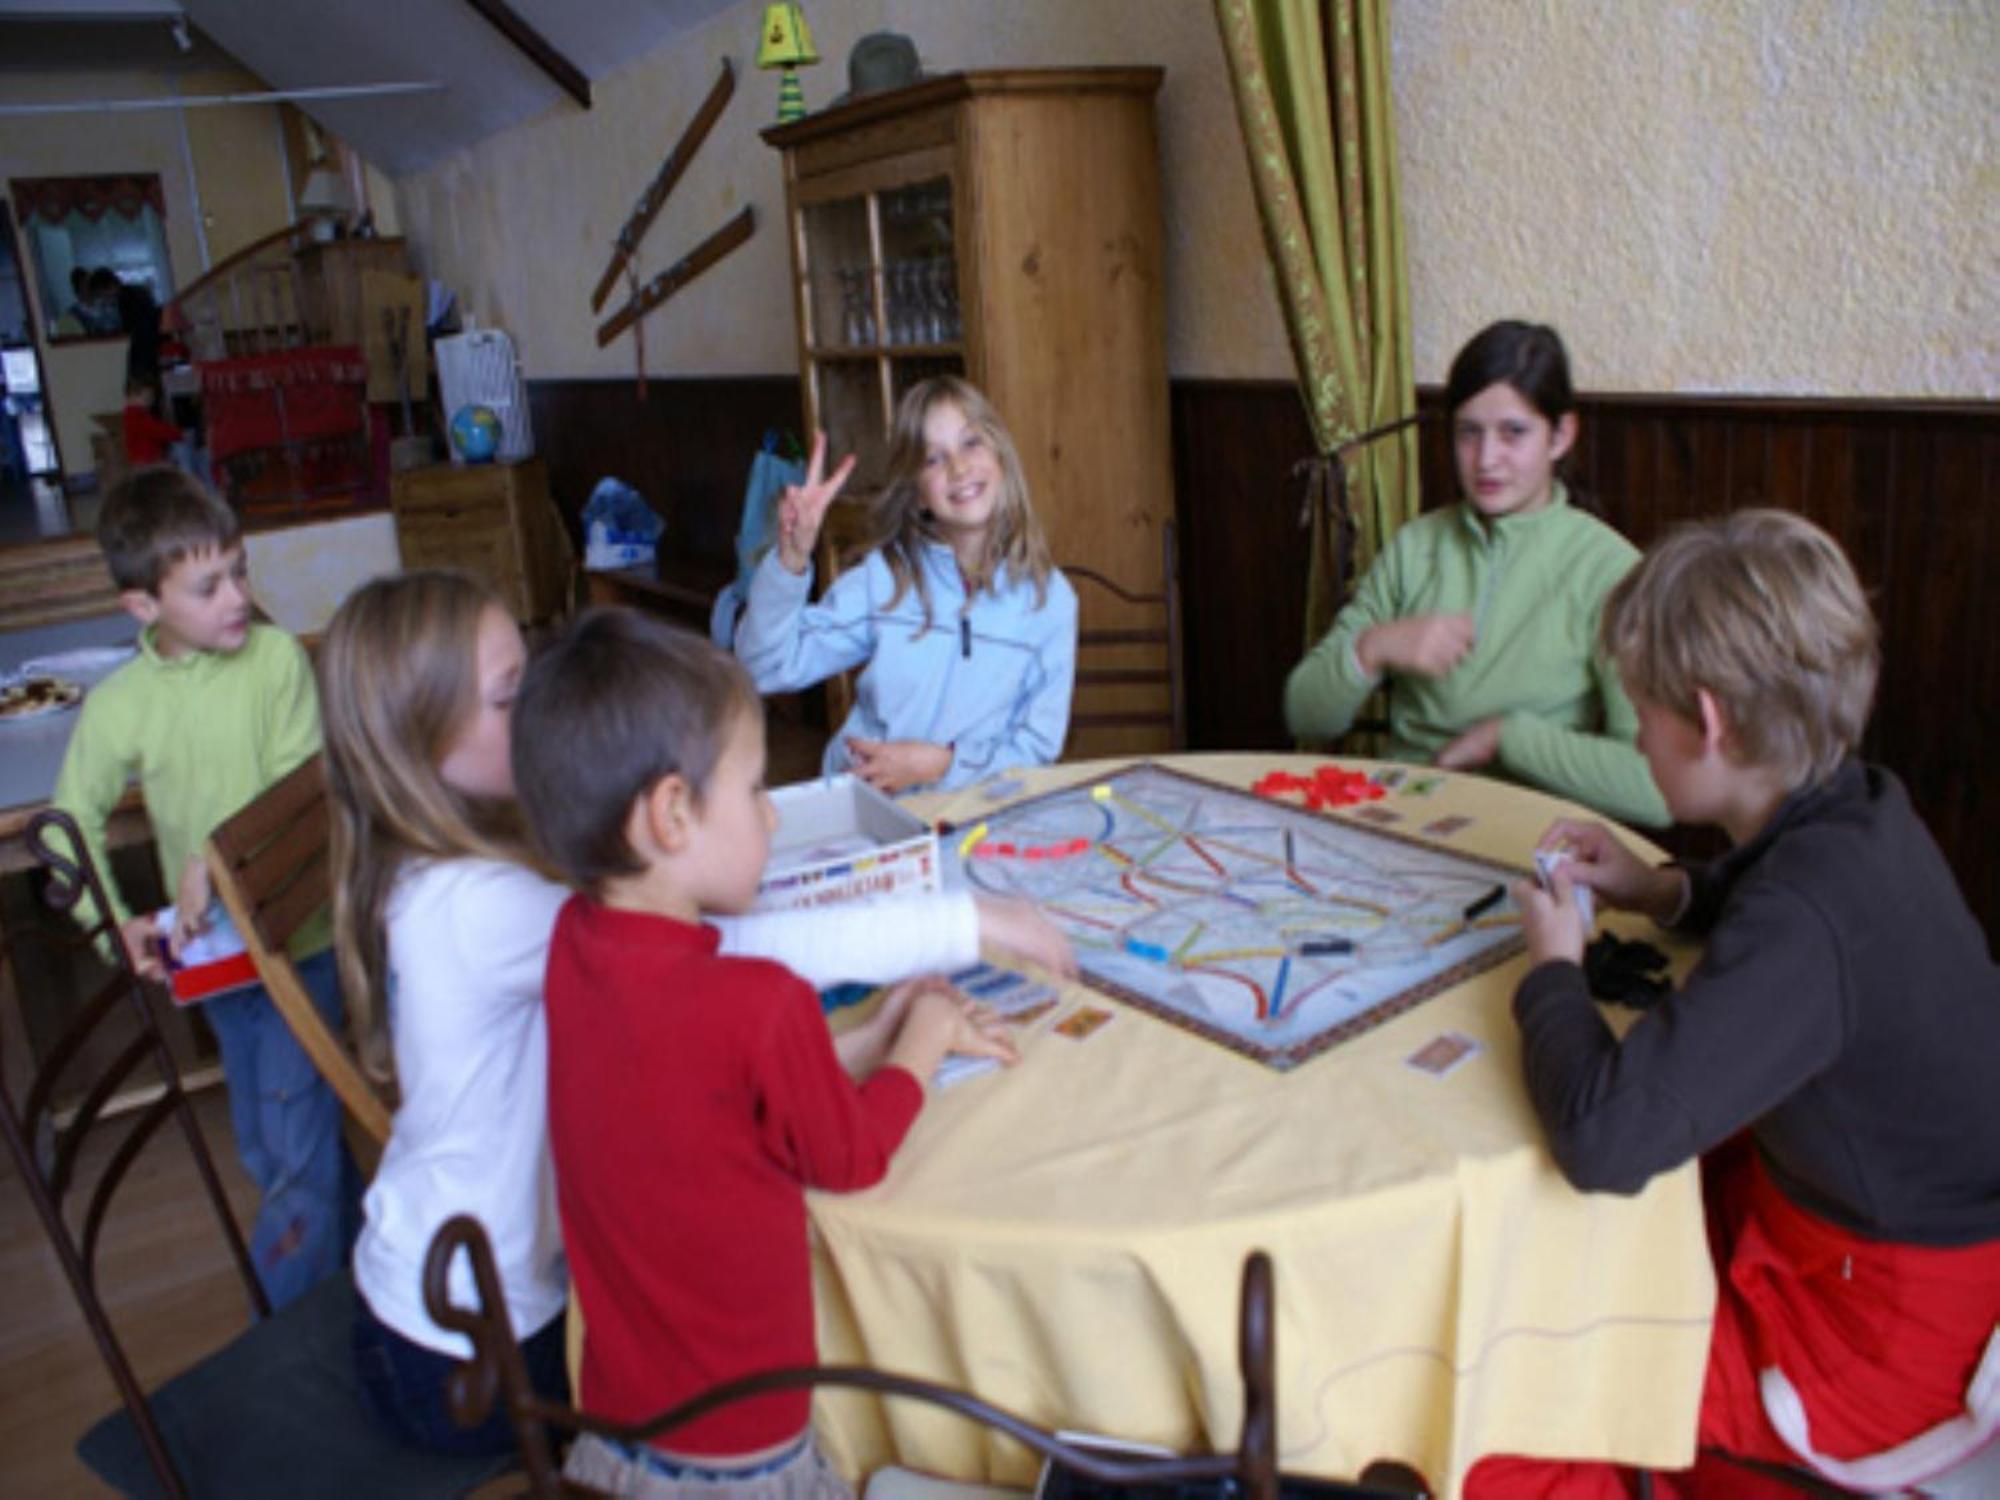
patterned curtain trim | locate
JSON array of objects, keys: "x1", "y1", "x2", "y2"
[
  {"x1": 9, "y1": 175, "x2": 166, "y2": 227},
  {"x1": 1215, "y1": 0, "x2": 1351, "y2": 456}
]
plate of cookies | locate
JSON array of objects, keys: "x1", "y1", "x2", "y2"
[{"x1": 0, "y1": 674, "x2": 85, "y2": 722}]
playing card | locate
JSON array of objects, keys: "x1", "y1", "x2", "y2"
[
  {"x1": 1406, "y1": 1030, "x2": 1482, "y2": 1077},
  {"x1": 1054, "y1": 1005, "x2": 1114, "y2": 1040}
]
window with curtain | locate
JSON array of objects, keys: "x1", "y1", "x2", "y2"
[{"x1": 8, "y1": 174, "x2": 174, "y2": 344}]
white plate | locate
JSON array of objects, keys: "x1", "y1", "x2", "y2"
[{"x1": 19, "y1": 644, "x2": 136, "y2": 678}]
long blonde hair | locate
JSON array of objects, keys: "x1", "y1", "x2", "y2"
[
  {"x1": 855, "y1": 376, "x2": 1055, "y2": 624},
  {"x1": 321, "y1": 571, "x2": 538, "y2": 1083}
]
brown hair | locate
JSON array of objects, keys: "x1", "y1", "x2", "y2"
[
  {"x1": 321, "y1": 571, "x2": 537, "y2": 1083},
  {"x1": 1601, "y1": 509, "x2": 1879, "y2": 788},
  {"x1": 511, "y1": 607, "x2": 759, "y2": 896},
  {"x1": 96, "y1": 466, "x2": 239, "y2": 592},
  {"x1": 853, "y1": 375, "x2": 1055, "y2": 624}
]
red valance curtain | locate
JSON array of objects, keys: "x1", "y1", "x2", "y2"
[{"x1": 9, "y1": 175, "x2": 166, "y2": 227}]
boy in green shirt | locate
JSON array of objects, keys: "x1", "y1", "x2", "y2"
[{"x1": 53, "y1": 468, "x2": 353, "y2": 1307}]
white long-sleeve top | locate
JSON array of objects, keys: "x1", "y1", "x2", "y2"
[{"x1": 352, "y1": 857, "x2": 979, "y2": 1355}]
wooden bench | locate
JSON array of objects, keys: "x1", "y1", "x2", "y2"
[{"x1": 0, "y1": 533, "x2": 120, "y2": 631}]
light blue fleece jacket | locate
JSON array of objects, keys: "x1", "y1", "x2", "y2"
[{"x1": 736, "y1": 541, "x2": 1077, "y2": 792}]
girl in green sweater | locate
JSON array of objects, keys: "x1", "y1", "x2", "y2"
[{"x1": 1284, "y1": 321, "x2": 1668, "y2": 827}]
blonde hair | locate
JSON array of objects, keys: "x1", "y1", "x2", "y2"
[
  {"x1": 320, "y1": 571, "x2": 538, "y2": 1083},
  {"x1": 854, "y1": 376, "x2": 1055, "y2": 624},
  {"x1": 1601, "y1": 509, "x2": 1879, "y2": 788}
]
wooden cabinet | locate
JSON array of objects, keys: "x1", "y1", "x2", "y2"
[
  {"x1": 765, "y1": 69, "x2": 1178, "y2": 754},
  {"x1": 389, "y1": 458, "x2": 570, "y2": 624}
]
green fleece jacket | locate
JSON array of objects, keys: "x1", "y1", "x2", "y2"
[
  {"x1": 52, "y1": 621, "x2": 329, "y2": 954},
  {"x1": 1284, "y1": 489, "x2": 1668, "y2": 828}
]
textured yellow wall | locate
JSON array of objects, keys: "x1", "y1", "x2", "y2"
[
  {"x1": 391, "y1": 0, "x2": 1292, "y2": 381},
  {"x1": 392, "y1": 1, "x2": 1994, "y2": 398},
  {"x1": 1393, "y1": 0, "x2": 1999, "y2": 396},
  {"x1": 0, "y1": 66, "x2": 293, "y2": 474}
]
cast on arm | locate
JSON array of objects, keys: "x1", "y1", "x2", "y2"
[
  {"x1": 714, "y1": 890, "x2": 981, "y2": 988},
  {"x1": 733, "y1": 549, "x2": 877, "y2": 694},
  {"x1": 1498, "y1": 656, "x2": 1670, "y2": 828},
  {"x1": 1283, "y1": 537, "x2": 1407, "y2": 741},
  {"x1": 1513, "y1": 880, "x2": 1845, "y2": 1194}
]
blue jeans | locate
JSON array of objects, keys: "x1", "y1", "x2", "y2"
[
  {"x1": 202, "y1": 948, "x2": 360, "y2": 1310},
  {"x1": 353, "y1": 1296, "x2": 571, "y2": 1456}
]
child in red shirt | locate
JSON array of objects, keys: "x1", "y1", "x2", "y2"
[
  {"x1": 513, "y1": 609, "x2": 1016, "y2": 1500},
  {"x1": 121, "y1": 373, "x2": 182, "y2": 466}
]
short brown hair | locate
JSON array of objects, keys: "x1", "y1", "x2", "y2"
[
  {"x1": 1601, "y1": 509, "x2": 1879, "y2": 787},
  {"x1": 512, "y1": 607, "x2": 759, "y2": 894},
  {"x1": 97, "y1": 466, "x2": 240, "y2": 592}
]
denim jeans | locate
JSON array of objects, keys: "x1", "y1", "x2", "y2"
[
  {"x1": 201, "y1": 947, "x2": 360, "y2": 1310},
  {"x1": 353, "y1": 1296, "x2": 571, "y2": 1456}
]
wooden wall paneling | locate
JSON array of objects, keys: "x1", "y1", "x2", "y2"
[
  {"x1": 1175, "y1": 381, "x2": 1998, "y2": 936},
  {"x1": 1168, "y1": 381, "x2": 1315, "y2": 751},
  {"x1": 526, "y1": 376, "x2": 802, "y2": 584}
]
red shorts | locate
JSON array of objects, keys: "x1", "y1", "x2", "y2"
[{"x1": 1468, "y1": 1144, "x2": 2000, "y2": 1499}]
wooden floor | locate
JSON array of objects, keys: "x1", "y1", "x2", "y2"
[{"x1": 0, "y1": 1085, "x2": 263, "y2": 1497}]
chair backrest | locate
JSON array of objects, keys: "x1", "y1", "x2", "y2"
[
  {"x1": 423, "y1": 1215, "x2": 1428, "y2": 1500},
  {"x1": 204, "y1": 753, "x2": 393, "y2": 1149},
  {"x1": 1063, "y1": 517, "x2": 1186, "y2": 758},
  {"x1": 0, "y1": 808, "x2": 268, "y2": 1498}
]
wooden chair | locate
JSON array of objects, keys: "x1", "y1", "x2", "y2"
[
  {"x1": 422, "y1": 1214, "x2": 1432, "y2": 1500},
  {"x1": 0, "y1": 809, "x2": 508, "y2": 1498},
  {"x1": 1064, "y1": 518, "x2": 1186, "y2": 757},
  {"x1": 205, "y1": 753, "x2": 394, "y2": 1153}
]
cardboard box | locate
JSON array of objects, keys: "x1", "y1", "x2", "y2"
[
  {"x1": 154, "y1": 903, "x2": 261, "y2": 1006},
  {"x1": 755, "y1": 774, "x2": 939, "y2": 913}
]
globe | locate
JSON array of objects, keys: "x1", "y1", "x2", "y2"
[{"x1": 449, "y1": 404, "x2": 502, "y2": 463}]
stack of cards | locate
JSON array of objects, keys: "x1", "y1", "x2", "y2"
[{"x1": 933, "y1": 963, "x2": 1064, "y2": 1089}]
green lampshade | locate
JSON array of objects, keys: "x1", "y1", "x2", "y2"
[{"x1": 757, "y1": 3, "x2": 818, "y2": 68}]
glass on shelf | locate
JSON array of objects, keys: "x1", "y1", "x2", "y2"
[{"x1": 802, "y1": 195, "x2": 871, "y2": 349}]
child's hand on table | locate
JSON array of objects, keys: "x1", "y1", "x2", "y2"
[
  {"x1": 1536, "y1": 819, "x2": 1689, "y2": 924},
  {"x1": 1435, "y1": 716, "x2": 1502, "y2": 770},
  {"x1": 973, "y1": 894, "x2": 1077, "y2": 979},
  {"x1": 846, "y1": 737, "x2": 951, "y2": 795},
  {"x1": 887, "y1": 978, "x2": 1019, "y2": 1082},
  {"x1": 775, "y1": 430, "x2": 857, "y2": 575}
]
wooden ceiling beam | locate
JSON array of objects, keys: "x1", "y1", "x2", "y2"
[{"x1": 461, "y1": 0, "x2": 591, "y2": 109}]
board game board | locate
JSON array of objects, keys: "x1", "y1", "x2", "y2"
[{"x1": 949, "y1": 762, "x2": 1528, "y2": 1069}]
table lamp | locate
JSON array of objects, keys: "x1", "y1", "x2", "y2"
[
  {"x1": 756, "y1": 3, "x2": 818, "y2": 123},
  {"x1": 297, "y1": 165, "x2": 352, "y2": 242}
]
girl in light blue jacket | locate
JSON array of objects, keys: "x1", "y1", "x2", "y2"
[{"x1": 735, "y1": 376, "x2": 1077, "y2": 795}]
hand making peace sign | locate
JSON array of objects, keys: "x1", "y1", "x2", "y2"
[{"x1": 775, "y1": 431, "x2": 859, "y2": 575}]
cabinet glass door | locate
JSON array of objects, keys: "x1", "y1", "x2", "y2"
[{"x1": 796, "y1": 172, "x2": 965, "y2": 494}]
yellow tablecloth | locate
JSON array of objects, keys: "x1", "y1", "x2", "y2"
[{"x1": 805, "y1": 755, "x2": 1716, "y2": 1499}]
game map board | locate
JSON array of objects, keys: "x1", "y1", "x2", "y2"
[{"x1": 949, "y1": 762, "x2": 1528, "y2": 1070}]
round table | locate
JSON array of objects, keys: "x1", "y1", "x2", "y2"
[{"x1": 806, "y1": 755, "x2": 1716, "y2": 1499}]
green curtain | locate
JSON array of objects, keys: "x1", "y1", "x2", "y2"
[{"x1": 1214, "y1": 0, "x2": 1419, "y2": 647}]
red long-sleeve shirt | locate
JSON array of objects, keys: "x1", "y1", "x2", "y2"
[
  {"x1": 544, "y1": 898, "x2": 924, "y2": 1456},
  {"x1": 122, "y1": 400, "x2": 181, "y2": 465}
]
